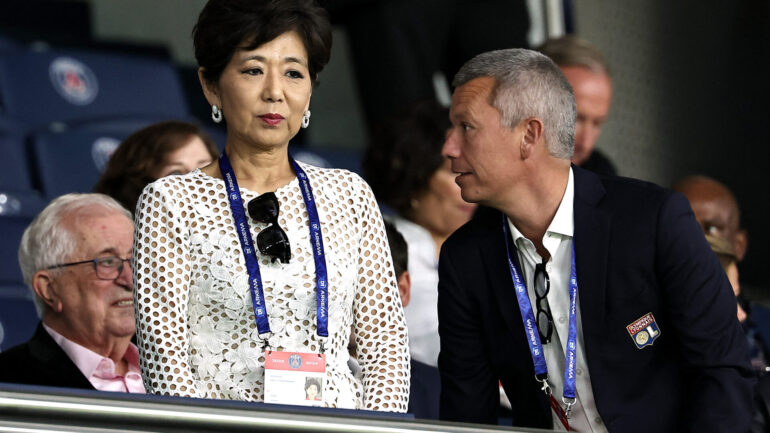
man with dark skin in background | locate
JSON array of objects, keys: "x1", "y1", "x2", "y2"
[{"x1": 673, "y1": 175, "x2": 747, "y2": 261}]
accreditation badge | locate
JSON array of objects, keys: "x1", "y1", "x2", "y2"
[
  {"x1": 264, "y1": 351, "x2": 326, "y2": 406},
  {"x1": 626, "y1": 312, "x2": 661, "y2": 349}
]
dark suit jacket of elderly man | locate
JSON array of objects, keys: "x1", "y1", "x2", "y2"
[
  {"x1": 0, "y1": 323, "x2": 94, "y2": 389},
  {"x1": 437, "y1": 165, "x2": 754, "y2": 432}
]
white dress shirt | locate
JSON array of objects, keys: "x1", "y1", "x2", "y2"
[
  {"x1": 391, "y1": 216, "x2": 441, "y2": 367},
  {"x1": 507, "y1": 168, "x2": 607, "y2": 432}
]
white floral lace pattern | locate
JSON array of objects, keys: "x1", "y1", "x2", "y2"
[{"x1": 132, "y1": 163, "x2": 410, "y2": 412}]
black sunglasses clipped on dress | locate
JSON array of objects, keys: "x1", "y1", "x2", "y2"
[{"x1": 247, "y1": 192, "x2": 291, "y2": 264}]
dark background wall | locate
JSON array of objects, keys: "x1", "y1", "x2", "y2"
[{"x1": 575, "y1": 0, "x2": 769, "y2": 297}]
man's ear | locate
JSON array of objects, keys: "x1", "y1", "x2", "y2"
[
  {"x1": 519, "y1": 117, "x2": 544, "y2": 160},
  {"x1": 734, "y1": 229, "x2": 748, "y2": 262},
  {"x1": 32, "y1": 271, "x2": 62, "y2": 313},
  {"x1": 198, "y1": 67, "x2": 219, "y2": 107},
  {"x1": 397, "y1": 271, "x2": 411, "y2": 308}
]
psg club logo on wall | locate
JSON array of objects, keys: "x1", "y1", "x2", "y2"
[
  {"x1": 48, "y1": 57, "x2": 99, "y2": 106},
  {"x1": 91, "y1": 137, "x2": 121, "y2": 172}
]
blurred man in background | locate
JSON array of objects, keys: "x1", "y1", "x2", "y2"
[
  {"x1": 539, "y1": 35, "x2": 617, "y2": 176},
  {"x1": 674, "y1": 175, "x2": 768, "y2": 372}
]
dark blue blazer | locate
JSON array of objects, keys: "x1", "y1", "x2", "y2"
[
  {"x1": 437, "y1": 166, "x2": 754, "y2": 432},
  {"x1": 0, "y1": 322, "x2": 93, "y2": 389}
]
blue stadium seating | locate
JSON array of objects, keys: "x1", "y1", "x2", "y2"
[
  {"x1": 0, "y1": 47, "x2": 189, "y2": 128},
  {"x1": 28, "y1": 119, "x2": 164, "y2": 199},
  {"x1": 0, "y1": 135, "x2": 34, "y2": 192},
  {"x1": 202, "y1": 125, "x2": 227, "y2": 152},
  {"x1": 0, "y1": 284, "x2": 38, "y2": 352},
  {"x1": 292, "y1": 147, "x2": 362, "y2": 175},
  {"x1": 0, "y1": 35, "x2": 20, "y2": 54},
  {"x1": 0, "y1": 215, "x2": 32, "y2": 286},
  {"x1": 0, "y1": 135, "x2": 46, "y2": 217},
  {"x1": 0, "y1": 116, "x2": 26, "y2": 137}
]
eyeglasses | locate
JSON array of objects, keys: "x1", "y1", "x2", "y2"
[
  {"x1": 47, "y1": 256, "x2": 131, "y2": 280},
  {"x1": 534, "y1": 260, "x2": 553, "y2": 344},
  {"x1": 248, "y1": 192, "x2": 291, "y2": 264}
]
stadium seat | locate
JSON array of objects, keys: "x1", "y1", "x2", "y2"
[
  {"x1": 0, "y1": 215, "x2": 32, "y2": 286},
  {"x1": 0, "y1": 135, "x2": 34, "y2": 192},
  {"x1": 0, "y1": 284, "x2": 38, "y2": 352},
  {"x1": 292, "y1": 147, "x2": 362, "y2": 174},
  {"x1": 0, "y1": 115, "x2": 27, "y2": 137},
  {"x1": 202, "y1": 125, "x2": 227, "y2": 152},
  {"x1": 28, "y1": 119, "x2": 162, "y2": 199},
  {"x1": 0, "y1": 47, "x2": 189, "y2": 128},
  {"x1": 0, "y1": 34, "x2": 20, "y2": 54},
  {"x1": 0, "y1": 135, "x2": 46, "y2": 217}
]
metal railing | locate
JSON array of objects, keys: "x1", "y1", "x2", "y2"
[{"x1": 0, "y1": 383, "x2": 551, "y2": 433}]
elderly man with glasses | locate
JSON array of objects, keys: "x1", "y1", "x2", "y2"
[{"x1": 0, "y1": 193, "x2": 144, "y2": 393}]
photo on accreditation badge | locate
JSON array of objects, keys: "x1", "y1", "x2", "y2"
[
  {"x1": 263, "y1": 351, "x2": 326, "y2": 407},
  {"x1": 304, "y1": 377, "x2": 323, "y2": 401}
]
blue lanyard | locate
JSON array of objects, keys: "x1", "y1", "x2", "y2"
[
  {"x1": 219, "y1": 153, "x2": 330, "y2": 344},
  {"x1": 502, "y1": 215, "x2": 579, "y2": 408},
  {"x1": 292, "y1": 157, "x2": 329, "y2": 339}
]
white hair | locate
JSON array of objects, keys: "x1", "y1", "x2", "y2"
[
  {"x1": 18, "y1": 193, "x2": 132, "y2": 316},
  {"x1": 452, "y1": 48, "x2": 577, "y2": 159}
]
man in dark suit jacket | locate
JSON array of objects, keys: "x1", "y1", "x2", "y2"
[
  {"x1": 0, "y1": 193, "x2": 143, "y2": 393},
  {"x1": 438, "y1": 48, "x2": 753, "y2": 432},
  {"x1": 0, "y1": 323, "x2": 94, "y2": 389}
]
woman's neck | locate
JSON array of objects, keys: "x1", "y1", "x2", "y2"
[{"x1": 208, "y1": 143, "x2": 296, "y2": 193}]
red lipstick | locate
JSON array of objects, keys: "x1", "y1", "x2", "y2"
[{"x1": 259, "y1": 113, "x2": 284, "y2": 126}]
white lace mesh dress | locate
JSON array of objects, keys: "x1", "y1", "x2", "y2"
[{"x1": 132, "y1": 162, "x2": 410, "y2": 411}]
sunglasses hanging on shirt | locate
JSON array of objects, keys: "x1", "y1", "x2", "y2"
[
  {"x1": 534, "y1": 260, "x2": 554, "y2": 344},
  {"x1": 248, "y1": 192, "x2": 291, "y2": 264}
]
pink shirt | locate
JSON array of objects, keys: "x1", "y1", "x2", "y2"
[{"x1": 43, "y1": 325, "x2": 145, "y2": 393}]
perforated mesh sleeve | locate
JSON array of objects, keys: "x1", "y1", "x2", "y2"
[{"x1": 133, "y1": 163, "x2": 409, "y2": 411}]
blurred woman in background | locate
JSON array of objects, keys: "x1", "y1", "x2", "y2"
[
  {"x1": 363, "y1": 99, "x2": 476, "y2": 417},
  {"x1": 94, "y1": 120, "x2": 218, "y2": 212}
]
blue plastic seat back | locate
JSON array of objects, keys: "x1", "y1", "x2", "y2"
[
  {"x1": 0, "y1": 35, "x2": 20, "y2": 54},
  {"x1": 0, "y1": 134, "x2": 32, "y2": 192},
  {"x1": 0, "y1": 215, "x2": 32, "y2": 286},
  {"x1": 202, "y1": 125, "x2": 227, "y2": 153},
  {"x1": 0, "y1": 48, "x2": 189, "y2": 127},
  {"x1": 0, "y1": 284, "x2": 38, "y2": 352},
  {"x1": 292, "y1": 147, "x2": 362, "y2": 175},
  {"x1": 0, "y1": 134, "x2": 47, "y2": 217},
  {"x1": 29, "y1": 119, "x2": 159, "y2": 199},
  {"x1": 0, "y1": 116, "x2": 27, "y2": 139}
]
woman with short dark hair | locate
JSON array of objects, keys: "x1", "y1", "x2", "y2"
[{"x1": 132, "y1": 0, "x2": 409, "y2": 411}]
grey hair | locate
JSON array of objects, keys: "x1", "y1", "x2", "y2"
[
  {"x1": 452, "y1": 48, "x2": 577, "y2": 160},
  {"x1": 538, "y1": 35, "x2": 611, "y2": 77},
  {"x1": 18, "y1": 193, "x2": 132, "y2": 316}
]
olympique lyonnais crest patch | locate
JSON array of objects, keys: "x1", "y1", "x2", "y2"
[
  {"x1": 626, "y1": 312, "x2": 661, "y2": 349},
  {"x1": 49, "y1": 57, "x2": 99, "y2": 106}
]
